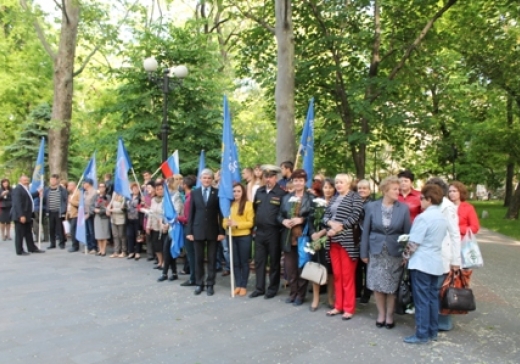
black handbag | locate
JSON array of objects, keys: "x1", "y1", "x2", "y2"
[
  {"x1": 395, "y1": 266, "x2": 412, "y2": 315},
  {"x1": 441, "y1": 272, "x2": 476, "y2": 311}
]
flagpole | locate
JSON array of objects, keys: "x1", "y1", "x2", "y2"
[
  {"x1": 38, "y1": 175, "x2": 43, "y2": 250},
  {"x1": 228, "y1": 224, "x2": 236, "y2": 298},
  {"x1": 150, "y1": 166, "x2": 162, "y2": 179},
  {"x1": 72, "y1": 175, "x2": 85, "y2": 196},
  {"x1": 294, "y1": 145, "x2": 302, "y2": 170},
  {"x1": 130, "y1": 168, "x2": 144, "y2": 198}
]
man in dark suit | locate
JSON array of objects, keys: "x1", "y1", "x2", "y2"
[
  {"x1": 186, "y1": 169, "x2": 225, "y2": 296},
  {"x1": 10, "y1": 175, "x2": 45, "y2": 255}
]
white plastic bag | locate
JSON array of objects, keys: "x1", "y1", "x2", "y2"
[{"x1": 461, "y1": 230, "x2": 484, "y2": 269}]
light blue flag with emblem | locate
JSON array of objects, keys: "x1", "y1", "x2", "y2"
[
  {"x1": 75, "y1": 190, "x2": 87, "y2": 245},
  {"x1": 82, "y1": 152, "x2": 98, "y2": 189},
  {"x1": 299, "y1": 98, "x2": 314, "y2": 188},
  {"x1": 163, "y1": 183, "x2": 184, "y2": 258},
  {"x1": 195, "y1": 150, "x2": 206, "y2": 189},
  {"x1": 218, "y1": 95, "x2": 241, "y2": 217},
  {"x1": 114, "y1": 138, "x2": 132, "y2": 199},
  {"x1": 30, "y1": 138, "x2": 45, "y2": 193}
]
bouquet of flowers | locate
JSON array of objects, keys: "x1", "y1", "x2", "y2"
[
  {"x1": 312, "y1": 198, "x2": 327, "y2": 231},
  {"x1": 303, "y1": 235, "x2": 328, "y2": 255},
  {"x1": 284, "y1": 196, "x2": 301, "y2": 247},
  {"x1": 398, "y1": 234, "x2": 417, "y2": 259}
]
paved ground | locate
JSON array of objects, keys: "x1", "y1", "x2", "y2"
[{"x1": 1, "y1": 228, "x2": 519, "y2": 364}]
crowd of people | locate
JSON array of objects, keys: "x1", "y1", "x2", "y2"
[{"x1": 0, "y1": 163, "x2": 481, "y2": 344}]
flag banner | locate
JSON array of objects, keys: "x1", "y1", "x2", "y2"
[
  {"x1": 300, "y1": 98, "x2": 315, "y2": 188},
  {"x1": 195, "y1": 150, "x2": 206, "y2": 189},
  {"x1": 218, "y1": 95, "x2": 241, "y2": 217},
  {"x1": 75, "y1": 191, "x2": 87, "y2": 245},
  {"x1": 163, "y1": 183, "x2": 184, "y2": 258},
  {"x1": 114, "y1": 138, "x2": 132, "y2": 199},
  {"x1": 30, "y1": 137, "x2": 45, "y2": 193},
  {"x1": 160, "y1": 150, "x2": 180, "y2": 178},
  {"x1": 83, "y1": 152, "x2": 98, "y2": 189}
]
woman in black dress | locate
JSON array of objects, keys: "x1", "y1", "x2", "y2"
[{"x1": 0, "y1": 179, "x2": 12, "y2": 241}]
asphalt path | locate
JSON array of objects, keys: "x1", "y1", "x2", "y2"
[{"x1": 0, "y1": 228, "x2": 519, "y2": 364}]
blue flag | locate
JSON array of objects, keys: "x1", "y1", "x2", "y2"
[
  {"x1": 218, "y1": 95, "x2": 241, "y2": 217},
  {"x1": 83, "y1": 152, "x2": 98, "y2": 189},
  {"x1": 163, "y1": 183, "x2": 184, "y2": 259},
  {"x1": 114, "y1": 138, "x2": 132, "y2": 199},
  {"x1": 30, "y1": 137, "x2": 45, "y2": 193},
  {"x1": 75, "y1": 190, "x2": 87, "y2": 245},
  {"x1": 300, "y1": 98, "x2": 314, "y2": 188},
  {"x1": 195, "y1": 150, "x2": 206, "y2": 189}
]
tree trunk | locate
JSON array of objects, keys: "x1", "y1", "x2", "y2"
[
  {"x1": 49, "y1": 1, "x2": 80, "y2": 179},
  {"x1": 505, "y1": 182, "x2": 520, "y2": 219},
  {"x1": 504, "y1": 95, "x2": 514, "y2": 207},
  {"x1": 274, "y1": 0, "x2": 296, "y2": 165}
]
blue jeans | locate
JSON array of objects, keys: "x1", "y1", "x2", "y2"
[
  {"x1": 410, "y1": 269, "x2": 441, "y2": 340},
  {"x1": 437, "y1": 274, "x2": 453, "y2": 331},
  {"x1": 184, "y1": 237, "x2": 196, "y2": 283},
  {"x1": 231, "y1": 235, "x2": 252, "y2": 288},
  {"x1": 86, "y1": 217, "x2": 97, "y2": 251}
]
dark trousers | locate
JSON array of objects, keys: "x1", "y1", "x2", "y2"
[
  {"x1": 254, "y1": 228, "x2": 281, "y2": 294},
  {"x1": 356, "y1": 259, "x2": 372, "y2": 299},
  {"x1": 231, "y1": 235, "x2": 252, "y2": 288},
  {"x1": 69, "y1": 218, "x2": 78, "y2": 250},
  {"x1": 126, "y1": 219, "x2": 142, "y2": 254},
  {"x1": 14, "y1": 220, "x2": 38, "y2": 254},
  {"x1": 184, "y1": 237, "x2": 196, "y2": 283},
  {"x1": 194, "y1": 239, "x2": 218, "y2": 286},
  {"x1": 145, "y1": 233, "x2": 154, "y2": 258},
  {"x1": 32, "y1": 211, "x2": 49, "y2": 242},
  {"x1": 48, "y1": 211, "x2": 65, "y2": 247},
  {"x1": 86, "y1": 216, "x2": 96, "y2": 251},
  {"x1": 284, "y1": 245, "x2": 308, "y2": 300},
  {"x1": 410, "y1": 269, "x2": 441, "y2": 340},
  {"x1": 162, "y1": 236, "x2": 177, "y2": 276}
]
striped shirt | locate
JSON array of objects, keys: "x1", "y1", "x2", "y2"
[{"x1": 48, "y1": 187, "x2": 61, "y2": 212}]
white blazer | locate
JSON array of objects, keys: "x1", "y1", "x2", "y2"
[{"x1": 440, "y1": 197, "x2": 462, "y2": 273}]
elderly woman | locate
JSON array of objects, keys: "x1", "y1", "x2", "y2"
[
  {"x1": 360, "y1": 176, "x2": 411, "y2": 329},
  {"x1": 448, "y1": 181, "x2": 480, "y2": 238},
  {"x1": 277, "y1": 169, "x2": 313, "y2": 306},
  {"x1": 354, "y1": 179, "x2": 372, "y2": 304},
  {"x1": 223, "y1": 183, "x2": 255, "y2": 296},
  {"x1": 403, "y1": 184, "x2": 448, "y2": 344},
  {"x1": 323, "y1": 174, "x2": 363, "y2": 320},
  {"x1": 426, "y1": 178, "x2": 461, "y2": 332},
  {"x1": 93, "y1": 183, "x2": 111, "y2": 256},
  {"x1": 0, "y1": 179, "x2": 13, "y2": 241},
  {"x1": 108, "y1": 193, "x2": 127, "y2": 258}
]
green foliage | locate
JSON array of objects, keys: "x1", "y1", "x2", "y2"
[{"x1": 82, "y1": 20, "x2": 231, "y2": 177}]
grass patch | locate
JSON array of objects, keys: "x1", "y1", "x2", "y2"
[{"x1": 471, "y1": 201, "x2": 520, "y2": 240}]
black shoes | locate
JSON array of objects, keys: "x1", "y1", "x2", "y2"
[
  {"x1": 68, "y1": 247, "x2": 79, "y2": 252},
  {"x1": 285, "y1": 297, "x2": 295, "y2": 304},
  {"x1": 59, "y1": 244, "x2": 65, "y2": 249},
  {"x1": 293, "y1": 298, "x2": 303, "y2": 306},
  {"x1": 249, "y1": 290, "x2": 264, "y2": 298},
  {"x1": 264, "y1": 292, "x2": 276, "y2": 299},
  {"x1": 386, "y1": 322, "x2": 395, "y2": 329},
  {"x1": 17, "y1": 252, "x2": 30, "y2": 256},
  {"x1": 157, "y1": 275, "x2": 168, "y2": 282},
  {"x1": 207, "y1": 286, "x2": 214, "y2": 296},
  {"x1": 376, "y1": 321, "x2": 386, "y2": 328},
  {"x1": 180, "y1": 280, "x2": 196, "y2": 287},
  {"x1": 194, "y1": 286, "x2": 204, "y2": 295},
  {"x1": 31, "y1": 249, "x2": 45, "y2": 253},
  {"x1": 146, "y1": 257, "x2": 155, "y2": 261},
  {"x1": 168, "y1": 274, "x2": 178, "y2": 281},
  {"x1": 47, "y1": 245, "x2": 56, "y2": 249}
]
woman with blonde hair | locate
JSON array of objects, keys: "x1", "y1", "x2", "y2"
[
  {"x1": 323, "y1": 174, "x2": 363, "y2": 320},
  {"x1": 360, "y1": 176, "x2": 411, "y2": 329}
]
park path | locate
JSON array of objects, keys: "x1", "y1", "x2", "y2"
[{"x1": 0, "y1": 227, "x2": 519, "y2": 364}]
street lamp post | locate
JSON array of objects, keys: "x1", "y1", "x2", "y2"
[{"x1": 143, "y1": 57, "x2": 188, "y2": 161}]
